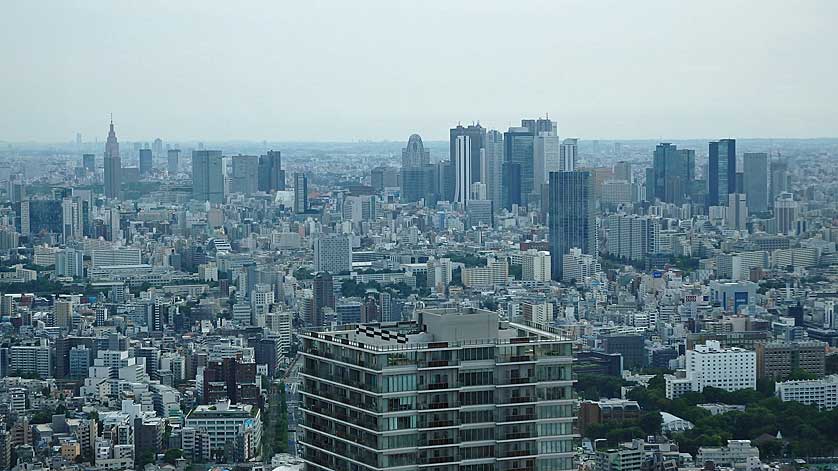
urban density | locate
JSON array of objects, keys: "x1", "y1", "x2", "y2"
[{"x1": 2, "y1": 3, "x2": 838, "y2": 471}]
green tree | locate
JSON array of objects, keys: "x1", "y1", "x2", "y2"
[{"x1": 163, "y1": 448, "x2": 183, "y2": 465}]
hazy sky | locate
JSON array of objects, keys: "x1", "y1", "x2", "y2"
[{"x1": 2, "y1": 1, "x2": 837, "y2": 142}]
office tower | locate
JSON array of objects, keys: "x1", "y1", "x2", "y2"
[
  {"x1": 450, "y1": 123, "x2": 485, "y2": 184},
  {"x1": 436, "y1": 160, "x2": 456, "y2": 203},
  {"x1": 139, "y1": 148, "x2": 153, "y2": 175},
  {"x1": 742, "y1": 153, "x2": 769, "y2": 213},
  {"x1": 313, "y1": 233, "x2": 352, "y2": 274},
  {"x1": 231, "y1": 155, "x2": 259, "y2": 195},
  {"x1": 54, "y1": 299, "x2": 74, "y2": 330},
  {"x1": 770, "y1": 158, "x2": 789, "y2": 201},
  {"x1": 614, "y1": 161, "x2": 632, "y2": 182},
  {"x1": 61, "y1": 197, "x2": 82, "y2": 242},
  {"x1": 83, "y1": 154, "x2": 95, "y2": 173},
  {"x1": 466, "y1": 199, "x2": 494, "y2": 227},
  {"x1": 311, "y1": 272, "x2": 335, "y2": 326},
  {"x1": 727, "y1": 193, "x2": 748, "y2": 230},
  {"x1": 502, "y1": 162, "x2": 522, "y2": 210},
  {"x1": 167, "y1": 149, "x2": 180, "y2": 175},
  {"x1": 258, "y1": 150, "x2": 285, "y2": 192},
  {"x1": 402, "y1": 133, "x2": 430, "y2": 168},
  {"x1": 504, "y1": 126, "x2": 536, "y2": 205},
  {"x1": 300, "y1": 307, "x2": 576, "y2": 471},
  {"x1": 371, "y1": 166, "x2": 398, "y2": 191},
  {"x1": 524, "y1": 118, "x2": 559, "y2": 190},
  {"x1": 774, "y1": 192, "x2": 799, "y2": 235},
  {"x1": 103, "y1": 118, "x2": 121, "y2": 199},
  {"x1": 559, "y1": 138, "x2": 578, "y2": 172},
  {"x1": 484, "y1": 130, "x2": 504, "y2": 211},
  {"x1": 604, "y1": 334, "x2": 647, "y2": 370},
  {"x1": 453, "y1": 135, "x2": 471, "y2": 206},
  {"x1": 652, "y1": 143, "x2": 695, "y2": 205},
  {"x1": 708, "y1": 139, "x2": 736, "y2": 206},
  {"x1": 549, "y1": 171, "x2": 595, "y2": 281},
  {"x1": 152, "y1": 138, "x2": 163, "y2": 157},
  {"x1": 294, "y1": 172, "x2": 308, "y2": 213},
  {"x1": 401, "y1": 134, "x2": 437, "y2": 204},
  {"x1": 191, "y1": 150, "x2": 224, "y2": 203}
]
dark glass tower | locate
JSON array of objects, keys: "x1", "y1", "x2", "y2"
[
  {"x1": 549, "y1": 171, "x2": 595, "y2": 281},
  {"x1": 708, "y1": 138, "x2": 736, "y2": 206},
  {"x1": 504, "y1": 127, "x2": 536, "y2": 206},
  {"x1": 652, "y1": 143, "x2": 694, "y2": 205},
  {"x1": 258, "y1": 150, "x2": 285, "y2": 192}
]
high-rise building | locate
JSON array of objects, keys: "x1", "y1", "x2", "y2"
[
  {"x1": 311, "y1": 272, "x2": 335, "y2": 326},
  {"x1": 524, "y1": 118, "x2": 559, "y2": 191},
  {"x1": 727, "y1": 193, "x2": 748, "y2": 230},
  {"x1": 313, "y1": 233, "x2": 352, "y2": 274},
  {"x1": 708, "y1": 139, "x2": 736, "y2": 206},
  {"x1": 770, "y1": 158, "x2": 789, "y2": 202},
  {"x1": 167, "y1": 149, "x2": 180, "y2": 175},
  {"x1": 549, "y1": 171, "x2": 595, "y2": 281},
  {"x1": 191, "y1": 150, "x2": 225, "y2": 204},
  {"x1": 300, "y1": 307, "x2": 576, "y2": 471},
  {"x1": 743, "y1": 152, "x2": 769, "y2": 213},
  {"x1": 231, "y1": 155, "x2": 259, "y2": 195},
  {"x1": 453, "y1": 135, "x2": 471, "y2": 206},
  {"x1": 604, "y1": 214, "x2": 659, "y2": 262},
  {"x1": 294, "y1": 173, "x2": 308, "y2": 213},
  {"x1": 402, "y1": 133, "x2": 430, "y2": 168},
  {"x1": 502, "y1": 161, "x2": 522, "y2": 210},
  {"x1": 504, "y1": 126, "x2": 536, "y2": 205},
  {"x1": 485, "y1": 130, "x2": 504, "y2": 211},
  {"x1": 450, "y1": 123, "x2": 485, "y2": 184},
  {"x1": 614, "y1": 161, "x2": 632, "y2": 182},
  {"x1": 664, "y1": 340, "x2": 756, "y2": 399},
  {"x1": 152, "y1": 138, "x2": 163, "y2": 157},
  {"x1": 774, "y1": 192, "x2": 799, "y2": 235},
  {"x1": 139, "y1": 148, "x2": 153, "y2": 176},
  {"x1": 559, "y1": 138, "x2": 578, "y2": 172},
  {"x1": 258, "y1": 150, "x2": 285, "y2": 192},
  {"x1": 370, "y1": 166, "x2": 398, "y2": 191},
  {"x1": 652, "y1": 143, "x2": 695, "y2": 205},
  {"x1": 103, "y1": 119, "x2": 121, "y2": 199},
  {"x1": 83, "y1": 154, "x2": 95, "y2": 173}
]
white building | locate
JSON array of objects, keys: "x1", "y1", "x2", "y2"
[
  {"x1": 91, "y1": 247, "x2": 142, "y2": 268},
  {"x1": 9, "y1": 344, "x2": 52, "y2": 378},
  {"x1": 562, "y1": 247, "x2": 600, "y2": 283},
  {"x1": 521, "y1": 249, "x2": 551, "y2": 282},
  {"x1": 453, "y1": 135, "x2": 471, "y2": 206},
  {"x1": 697, "y1": 440, "x2": 760, "y2": 467},
  {"x1": 775, "y1": 375, "x2": 838, "y2": 410},
  {"x1": 185, "y1": 400, "x2": 262, "y2": 461},
  {"x1": 665, "y1": 340, "x2": 756, "y2": 399}
]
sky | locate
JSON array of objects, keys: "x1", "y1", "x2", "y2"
[{"x1": 1, "y1": 0, "x2": 837, "y2": 142}]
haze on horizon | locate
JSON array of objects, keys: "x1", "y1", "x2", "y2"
[{"x1": 2, "y1": 0, "x2": 837, "y2": 143}]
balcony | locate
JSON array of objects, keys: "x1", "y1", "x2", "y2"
[
  {"x1": 509, "y1": 396, "x2": 534, "y2": 404},
  {"x1": 426, "y1": 401, "x2": 451, "y2": 410},
  {"x1": 502, "y1": 414, "x2": 536, "y2": 422},
  {"x1": 426, "y1": 382, "x2": 450, "y2": 390}
]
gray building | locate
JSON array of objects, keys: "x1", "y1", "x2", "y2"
[
  {"x1": 139, "y1": 148, "x2": 153, "y2": 176},
  {"x1": 505, "y1": 126, "x2": 536, "y2": 206},
  {"x1": 450, "y1": 123, "x2": 485, "y2": 184},
  {"x1": 300, "y1": 307, "x2": 576, "y2": 471},
  {"x1": 314, "y1": 233, "x2": 352, "y2": 274},
  {"x1": 485, "y1": 130, "x2": 504, "y2": 211},
  {"x1": 743, "y1": 152, "x2": 769, "y2": 213},
  {"x1": 402, "y1": 133, "x2": 430, "y2": 168},
  {"x1": 653, "y1": 142, "x2": 695, "y2": 205},
  {"x1": 167, "y1": 149, "x2": 180, "y2": 175},
  {"x1": 192, "y1": 150, "x2": 225, "y2": 204},
  {"x1": 258, "y1": 150, "x2": 285, "y2": 192},
  {"x1": 103, "y1": 119, "x2": 121, "y2": 199},
  {"x1": 294, "y1": 172, "x2": 308, "y2": 213},
  {"x1": 549, "y1": 171, "x2": 595, "y2": 281},
  {"x1": 231, "y1": 155, "x2": 259, "y2": 195}
]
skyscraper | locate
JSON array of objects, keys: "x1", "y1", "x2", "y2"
[
  {"x1": 504, "y1": 126, "x2": 536, "y2": 206},
  {"x1": 708, "y1": 139, "x2": 736, "y2": 206},
  {"x1": 139, "y1": 148, "x2": 153, "y2": 176},
  {"x1": 652, "y1": 143, "x2": 695, "y2": 205},
  {"x1": 294, "y1": 172, "x2": 308, "y2": 213},
  {"x1": 231, "y1": 155, "x2": 259, "y2": 195},
  {"x1": 311, "y1": 272, "x2": 335, "y2": 326},
  {"x1": 484, "y1": 130, "x2": 504, "y2": 211},
  {"x1": 743, "y1": 152, "x2": 769, "y2": 213},
  {"x1": 453, "y1": 135, "x2": 471, "y2": 206},
  {"x1": 524, "y1": 118, "x2": 559, "y2": 191},
  {"x1": 402, "y1": 133, "x2": 430, "y2": 168},
  {"x1": 450, "y1": 123, "x2": 485, "y2": 184},
  {"x1": 167, "y1": 149, "x2": 180, "y2": 175},
  {"x1": 559, "y1": 138, "x2": 578, "y2": 172},
  {"x1": 258, "y1": 150, "x2": 285, "y2": 192},
  {"x1": 549, "y1": 171, "x2": 595, "y2": 281},
  {"x1": 103, "y1": 119, "x2": 121, "y2": 199},
  {"x1": 191, "y1": 150, "x2": 225, "y2": 204},
  {"x1": 82, "y1": 154, "x2": 95, "y2": 173},
  {"x1": 770, "y1": 158, "x2": 789, "y2": 202},
  {"x1": 502, "y1": 162, "x2": 522, "y2": 210}
]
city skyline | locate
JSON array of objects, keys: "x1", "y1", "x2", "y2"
[{"x1": 2, "y1": 1, "x2": 838, "y2": 142}]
